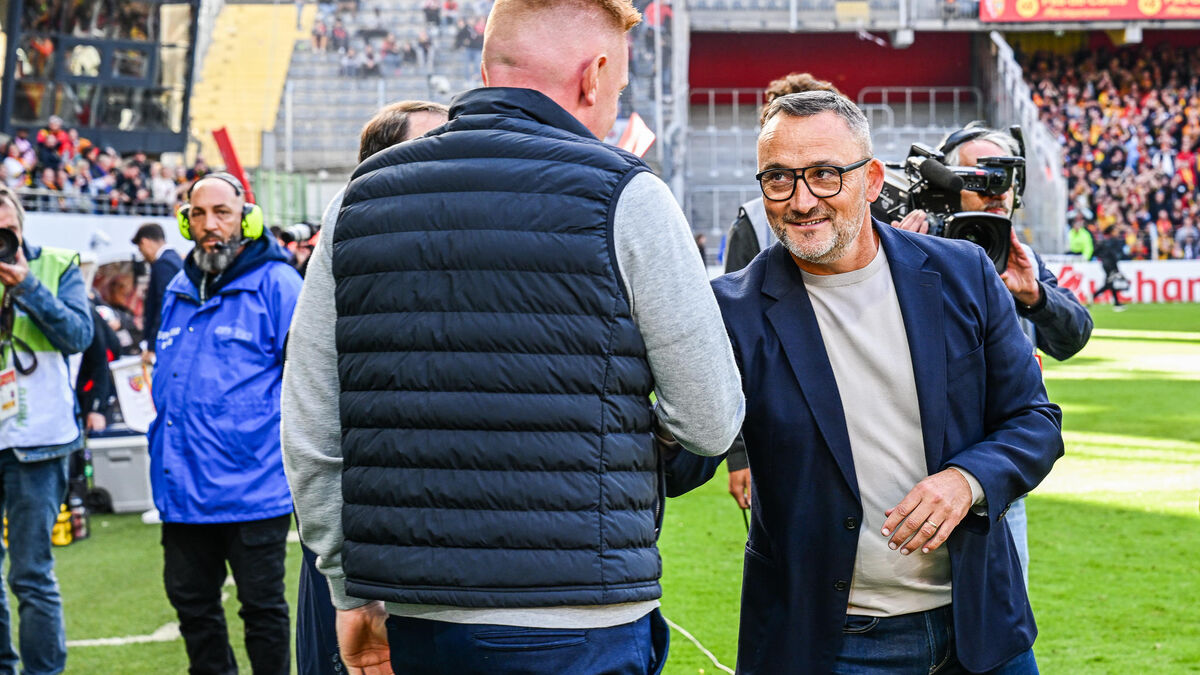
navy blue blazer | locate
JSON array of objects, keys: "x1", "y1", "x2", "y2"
[
  {"x1": 144, "y1": 247, "x2": 182, "y2": 353},
  {"x1": 666, "y1": 222, "x2": 1063, "y2": 674}
]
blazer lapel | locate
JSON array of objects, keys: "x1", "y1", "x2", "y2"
[
  {"x1": 877, "y1": 225, "x2": 947, "y2": 473},
  {"x1": 762, "y1": 245, "x2": 860, "y2": 502}
]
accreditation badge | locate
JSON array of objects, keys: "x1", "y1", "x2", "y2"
[{"x1": 0, "y1": 367, "x2": 17, "y2": 423}]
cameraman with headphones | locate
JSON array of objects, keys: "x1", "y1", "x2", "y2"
[
  {"x1": 893, "y1": 124, "x2": 1093, "y2": 582},
  {"x1": 147, "y1": 172, "x2": 302, "y2": 674}
]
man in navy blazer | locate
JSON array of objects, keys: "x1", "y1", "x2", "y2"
[
  {"x1": 665, "y1": 91, "x2": 1063, "y2": 673},
  {"x1": 132, "y1": 222, "x2": 182, "y2": 365}
]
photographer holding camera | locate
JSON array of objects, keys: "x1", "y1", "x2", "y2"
[
  {"x1": 892, "y1": 124, "x2": 1093, "y2": 582},
  {"x1": 0, "y1": 185, "x2": 93, "y2": 674}
]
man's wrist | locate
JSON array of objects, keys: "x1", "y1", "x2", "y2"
[{"x1": 1013, "y1": 281, "x2": 1046, "y2": 314}]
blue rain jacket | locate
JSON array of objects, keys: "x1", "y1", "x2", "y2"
[{"x1": 148, "y1": 236, "x2": 301, "y2": 523}]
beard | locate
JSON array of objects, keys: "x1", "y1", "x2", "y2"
[
  {"x1": 770, "y1": 200, "x2": 867, "y2": 266},
  {"x1": 194, "y1": 232, "x2": 243, "y2": 274}
]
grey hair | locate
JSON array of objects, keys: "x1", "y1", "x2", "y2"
[
  {"x1": 943, "y1": 128, "x2": 1020, "y2": 165},
  {"x1": 0, "y1": 185, "x2": 25, "y2": 230},
  {"x1": 761, "y1": 90, "x2": 873, "y2": 155}
]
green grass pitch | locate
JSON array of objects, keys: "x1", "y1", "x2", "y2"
[{"x1": 22, "y1": 303, "x2": 1200, "y2": 673}]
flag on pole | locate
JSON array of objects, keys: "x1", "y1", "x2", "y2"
[{"x1": 617, "y1": 113, "x2": 656, "y2": 158}]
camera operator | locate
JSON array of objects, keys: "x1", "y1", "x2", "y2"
[{"x1": 892, "y1": 125, "x2": 1093, "y2": 582}]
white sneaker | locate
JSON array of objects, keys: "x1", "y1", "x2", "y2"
[
  {"x1": 141, "y1": 508, "x2": 161, "y2": 524},
  {"x1": 1113, "y1": 305, "x2": 1127, "y2": 312}
]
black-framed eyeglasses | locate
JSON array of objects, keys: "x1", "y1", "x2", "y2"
[{"x1": 755, "y1": 158, "x2": 872, "y2": 201}]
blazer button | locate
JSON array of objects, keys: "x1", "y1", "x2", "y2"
[
  {"x1": 844, "y1": 517, "x2": 858, "y2": 530},
  {"x1": 833, "y1": 580, "x2": 849, "y2": 592}
]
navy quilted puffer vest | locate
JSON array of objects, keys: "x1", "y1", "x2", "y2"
[{"x1": 332, "y1": 88, "x2": 661, "y2": 608}]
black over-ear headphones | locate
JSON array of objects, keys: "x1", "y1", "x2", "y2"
[{"x1": 938, "y1": 122, "x2": 1027, "y2": 209}]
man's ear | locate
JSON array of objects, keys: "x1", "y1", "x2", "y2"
[
  {"x1": 865, "y1": 158, "x2": 886, "y2": 202},
  {"x1": 580, "y1": 53, "x2": 605, "y2": 107}
]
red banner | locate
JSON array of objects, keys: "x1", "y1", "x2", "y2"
[{"x1": 981, "y1": 0, "x2": 1200, "y2": 22}]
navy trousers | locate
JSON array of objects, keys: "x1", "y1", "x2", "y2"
[
  {"x1": 296, "y1": 544, "x2": 344, "y2": 675},
  {"x1": 384, "y1": 608, "x2": 669, "y2": 675}
]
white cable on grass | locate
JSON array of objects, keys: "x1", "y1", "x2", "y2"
[
  {"x1": 67, "y1": 622, "x2": 181, "y2": 647},
  {"x1": 663, "y1": 615, "x2": 735, "y2": 674}
]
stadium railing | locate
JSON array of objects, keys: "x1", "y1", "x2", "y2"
[
  {"x1": 12, "y1": 188, "x2": 175, "y2": 218},
  {"x1": 979, "y1": 31, "x2": 1067, "y2": 255}
]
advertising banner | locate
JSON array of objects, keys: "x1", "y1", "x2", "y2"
[
  {"x1": 1043, "y1": 259, "x2": 1200, "y2": 304},
  {"x1": 980, "y1": 0, "x2": 1200, "y2": 22}
]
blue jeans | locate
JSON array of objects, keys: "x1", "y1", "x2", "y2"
[
  {"x1": 0, "y1": 451, "x2": 68, "y2": 675},
  {"x1": 1007, "y1": 496, "x2": 1029, "y2": 588},
  {"x1": 385, "y1": 608, "x2": 669, "y2": 674},
  {"x1": 835, "y1": 605, "x2": 1038, "y2": 674}
]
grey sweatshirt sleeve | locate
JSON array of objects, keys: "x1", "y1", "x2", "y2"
[
  {"x1": 280, "y1": 188, "x2": 368, "y2": 611},
  {"x1": 613, "y1": 172, "x2": 745, "y2": 456}
]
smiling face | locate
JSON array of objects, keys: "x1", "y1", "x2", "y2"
[{"x1": 757, "y1": 111, "x2": 884, "y2": 275}]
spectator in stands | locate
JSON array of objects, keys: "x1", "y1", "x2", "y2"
[
  {"x1": 148, "y1": 173, "x2": 301, "y2": 674},
  {"x1": 2, "y1": 144, "x2": 27, "y2": 188},
  {"x1": 11, "y1": 130, "x2": 36, "y2": 168},
  {"x1": 361, "y1": 45, "x2": 381, "y2": 77},
  {"x1": 442, "y1": 0, "x2": 459, "y2": 26},
  {"x1": 423, "y1": 0, "x2": 441, "y2": 28},
  {"x1": 340, "y1": 48, "x2": 360, "y2": 77},
  {"x1": 149, "y1": 162, "x2": 177, "y2": 207},
  {"x1": 331, "y1": 19, "x2": 349, "y2": 52},
  {"x1": 312, "y1": 19, "x2": 329, "y2": 52},
  {"x1": 132, "y1": 223, "x2": 182, "y2": 366},
  {"x1": 417, "y1": 29, "x2": 433, "y2": 66},
  {"x1": 186, "y1": 156, "x2": 210, "y2": 182},
  {"x1": 282, "y1": 0, "x2": 743, "y2": 670},
  {"x1": 0, "y1": 185, "x2": 93, "y2": 675},
  {"x1": 36, "y1": 133, "x2": 63, "y2": 173}
]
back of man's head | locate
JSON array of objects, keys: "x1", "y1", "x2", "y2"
[
  {"x1": 482, "y1": 0, "x2": 640, "y2": 138},
  {"x1": 761, "y1": 72, "x2": 840, "y2": 125},
  {"x1": 358, "y1": 100, "x2": 450, "y2": 162},
  {"x1": 132, "y1": 222, "x2": 166, "y2": 245}
]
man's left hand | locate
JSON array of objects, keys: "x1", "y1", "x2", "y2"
[
  {"x1": 1000, "y1": 229, "x2": 1040, "y2": 307},
  {"x1": 881, "y1": 468, "x2": 974, "y2": 555},
  {"x1": 0, "y1": 247, "x2": 30, "y2": 287}
]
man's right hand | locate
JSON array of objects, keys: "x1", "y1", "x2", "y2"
[
  {"x1": 336, "y1": 601, "x2": 392, "y2": 675},
  {"x1": 141, "y1": 350, "x2": 155, "y2": 366},
  {"x1": 728, "y1": 468, "x2": 751, "y2": 509},
  {"x1": 891, "y1": 209, "x2": 929, "y2": 234}
]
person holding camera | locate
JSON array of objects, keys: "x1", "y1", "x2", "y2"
[
  {"x1": 664, "y1": 91, "x2": 1062, "y2": 674},
  {"x1": 892, "y1": 125, "x2": 1093, "y2": 582},
  {"x1": 0, "y1": 185, "x2": 94, "y2": 674}
]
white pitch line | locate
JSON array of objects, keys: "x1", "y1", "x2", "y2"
[
  {"x1": 663, "y1": 615, "x2": 735, "y2": 674},
  {"x1": 67, "y1": 622, "x2": 181, "y2": 647}
]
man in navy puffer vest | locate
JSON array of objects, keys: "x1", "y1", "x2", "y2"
[{"x1": 281, "y1": 1, "x2": 745, "y2": 672}]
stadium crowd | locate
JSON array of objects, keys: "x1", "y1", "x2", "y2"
[
  {"x1": 1022, "y1": 43, "x2": 1200, "y2": 261},
  {"x1": 1, "y1": 115, "x2": 211, "y2": 216},
  {"x1": 309, "y1": 0, "x2": 489, "y2": 78}
]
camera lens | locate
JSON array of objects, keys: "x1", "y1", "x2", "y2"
[
  {"x1": 944, "y1": 212, "x2": 1012, "y2": 274},
  {"x1": 0, "y1": 229, "x2": 19, "y2": 265}
]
